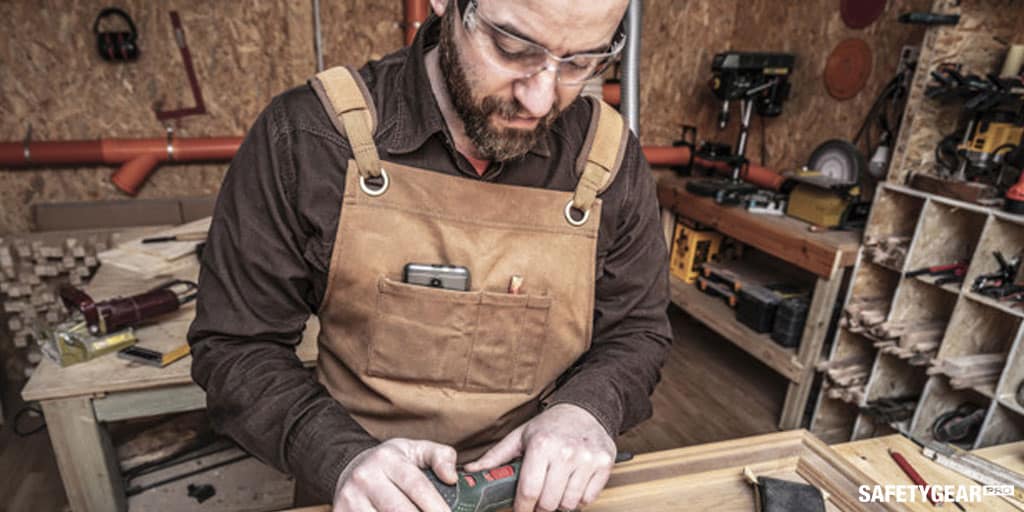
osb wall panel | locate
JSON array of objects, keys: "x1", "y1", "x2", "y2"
[
  {"x1": 1, "y1": 0, "x2": 927, "y2": 235},
  {"x1": 320, "y1": 0, "x2": 406, "y2": 67},
  {"x1": 0, "y1": 1, "x2": 314, "y2": 235},
  {"x1": 889, "y1": 0, "x2": 1022, "y2": 184},
  {"x1": 641, "y1": 0, "x2": 930, "y2": 171}
]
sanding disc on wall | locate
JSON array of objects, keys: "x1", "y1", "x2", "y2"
[
  {"x1": 840, "y1": 0, "x2": 886, "y2": 29},
  {"x1": 825, "y1": 38, "x2": 873, "y2": 100}
]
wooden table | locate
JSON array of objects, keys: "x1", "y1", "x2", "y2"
[
  {"x1": 286, "y1": 432, "x2": 1024, "y2": 512},
  {"x1": 657, "y1": 176, "x2": 862, "y2": 430},
  {"x1": 21, "y1": 259, "x2": 319, "y2": 512}
]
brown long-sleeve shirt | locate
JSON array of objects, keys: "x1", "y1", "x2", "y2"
[{"x1": 188, "y1": 15, "x2": 671, "y2": 502}]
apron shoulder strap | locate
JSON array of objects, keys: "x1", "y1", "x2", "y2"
[
  {"x1": 571, "y1": 96, "x2": 630, "y2": 213},
  {"x1": 310, "y1": 65, "x2": 381, "y2": 178}
]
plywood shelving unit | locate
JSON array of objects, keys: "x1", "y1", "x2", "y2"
[{"x1": 810, "y1": 0, "x2": 1024, "y2": 447}]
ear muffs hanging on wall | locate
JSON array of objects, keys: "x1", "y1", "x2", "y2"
[{"x1": 93, "y1": 7, "x2": 140, "y2": 62}]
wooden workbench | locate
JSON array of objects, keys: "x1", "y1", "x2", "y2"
[
  {"x1": 657, "y1": 176, "x2": 862, "y2": 430},
  {"x1": 286, "y1": 432, "x2": 1024, "y2": 512},
  {"x1": 21, "y1": 259, "x2": 319, "y2": 512}
]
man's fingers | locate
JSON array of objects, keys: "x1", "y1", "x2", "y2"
[
  {"x1": 514, "y1": 453, "x2": 548, "y2": 512},
  {"x1": 559, "y1": 468, "x2": 592, "y2": 511},
  {"x1": 581, "y1": 467, "x2": 611, "y2": 506},
  {"x1": 333, "y1": 490, "x2": 377, "y2": 512},
  {"x1": 369, "y1": 475, "x2": 423, "y2": 512},
  {"x1": 535, "y1": 464, "x2": 572, "y2": 512},
  {"x1": 389, "y1": 462, "x2": 452, "y2": 512},
  {"x1": 415, "y1": 441, "x2": 458, "y2": 484},
  {"x1": 464, "y1": 428, "x2": 523, "y2": 472}
]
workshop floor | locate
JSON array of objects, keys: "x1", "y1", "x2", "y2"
[{"x1": 0, "y1": 306, "x2": 786, "y2": 511}]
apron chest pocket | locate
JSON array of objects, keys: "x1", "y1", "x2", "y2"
[{"x1": 368, "y1": 276, "x2": 552, "y2": 393}]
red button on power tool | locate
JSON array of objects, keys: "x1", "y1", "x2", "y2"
[
  {"x1": 486, "y1": 465, "x2": 515, "y2": 480},
  {"x1": 464, "y1": 475, "x2": 476, "y2": 487}
]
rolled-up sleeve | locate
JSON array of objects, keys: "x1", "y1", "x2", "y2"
[{"x1": 188, "y1": 95, "x2": 377, "y2": 502}]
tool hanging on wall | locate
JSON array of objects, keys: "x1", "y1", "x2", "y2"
[
  {"x1": 824, "y1": 38, "x2": 873, "y2": 101},
  {"x1": 686, "y1": 52, "x2": 795, "y2": 204},
  {"x1": 154, "y1": 11, "x2": 207, "y2": 121},
  {"x1": 94, "y1": 7, "x2": 140, "y2": 62},
  {"x1": 854, "y1": 46, "x2": 917, "y2": 180},
  {"x1": 927, "y1": 64, "x2": 1024, "y2": 185},
  {"x1": 840, "y1": 0, "x2": 886, "y2": 29}
]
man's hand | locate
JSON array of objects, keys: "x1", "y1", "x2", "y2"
[
  {"x1": 464, "y1": 404, "x2": 616, "y2": 512},
  {"x1": 333, "y1": 438, "x2": 457, "y2": 512}
]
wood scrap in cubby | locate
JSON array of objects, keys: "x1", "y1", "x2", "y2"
[
  {"x1": 927, "y1": 353, "x2": 1006, "y2": 390},
  {"x1": 819, "y1": 355, "x2": 872, "y2": 405},
  {"x1": 863, "y1": 235, "x2": 910, "y2": 270},
  {"x1": 841, "y1": 296, "x2": 890, "y2": 332}
]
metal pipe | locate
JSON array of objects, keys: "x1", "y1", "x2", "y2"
[
  {"x1": 621, "y1": 0, "x2": 642, "y2": 136},
  {"x1": 313, "y1": 0, "x2": 324, "y2": 72}
]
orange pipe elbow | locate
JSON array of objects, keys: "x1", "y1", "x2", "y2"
[{"x1": 111, "y1": 153, "x2": 161, "y2": 196}]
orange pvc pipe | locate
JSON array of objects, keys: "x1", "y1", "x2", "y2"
[
  {"x1": 603, "y1": 83, "x2": 620, "y2": 106},
  {"x1": 642, "y1": 145, "x2": 787, "y2": 191},
  {"x1": 0, "y1": 137, "x2": 242, "y2": 195},
  {"x1": 404, "y1": 0, "x2": 429, "y2": 46}
]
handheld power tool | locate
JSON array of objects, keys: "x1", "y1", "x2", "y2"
[
  {"x1": 423, "y1": 461, "x2": 521, "y2": 512},
  {"x1": 423, "y1": 453, "x2": 633, "y2": 511}
]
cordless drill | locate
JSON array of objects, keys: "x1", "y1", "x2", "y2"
[{"x1": 423, "y1": 461, "x2": 521, "y2": 512}]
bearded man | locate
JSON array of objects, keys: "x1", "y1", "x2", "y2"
[{"x1": 188, "y1": 1, "x2": 671, "y2": 511}]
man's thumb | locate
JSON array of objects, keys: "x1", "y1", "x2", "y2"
[{"x1": 463, "y1": 429, "x2": 523, "y2": 472}]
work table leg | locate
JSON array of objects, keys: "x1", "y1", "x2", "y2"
[
  {"x1": 779, "y1": 271, "x2": 845, "y2": 430},
  {"x1": 41, "y1": 397, "x2": 126, "y2": 512}
]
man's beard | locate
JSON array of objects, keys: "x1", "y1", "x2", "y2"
[{"x1": 439, "y1": 9, "x2": 559, "y2": 162}]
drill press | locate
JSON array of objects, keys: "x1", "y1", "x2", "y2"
[{"x1": 687, "y1": 52, "x2": 795, "y2": 203}]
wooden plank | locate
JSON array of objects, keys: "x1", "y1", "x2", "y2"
[
  {"x1": 283, "y1": 430, "x2": 893, "y2": 512},
  {"x1": 669, "y1": 275, "x2": 803, "y2": 383},
  {"x1": 781, "y1": 273, "x2": 846, "y2": 429},
  {"x1": 835, "y1": 434, "x2": 1024, "y2": 512},
  {"x1": 93, "y1": 384, "x2": 207, "y2": 422},
  {"x1": 657, "y1": 176, "x2": 861, "y2": 278},
  {"x1": 40, "y1": 397, "x2": 126, "y2": 512}
]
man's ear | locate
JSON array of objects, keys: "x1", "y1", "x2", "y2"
[{"x1": 429, "y1": 0, "x2": 448, "y2": 17}]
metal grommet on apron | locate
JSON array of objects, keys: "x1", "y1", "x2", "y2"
[
  {"x1": 359, "y1": 168, "x2": 389, "y2": 196},
  {"x1": 564, "y1": 200, "x2": 590, "y2": 226}
]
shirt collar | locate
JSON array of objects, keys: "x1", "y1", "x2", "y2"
[{"x1": 384, "y1": 14, "x2": 552, "y2": 159}]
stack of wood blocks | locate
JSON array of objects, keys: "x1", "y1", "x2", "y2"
[
  {"x1": 839, "y1": 296, "x2": 889, "y2": 332},
  {"x1": 840, "y1": 297, "x2": 944, "y2": 365},
  {"x1": 866, "y1": 319, "x2": 947, "y2": 365},
  {"x1": 818, "y1": 356, "x2": 872, "y2": 405},
  {"x1": 0, "y1": 235, "x2": 107, "y2": 355},
  {"x1": 863, "y1": 235, "x2": 910, "y2": 270},
  {"x1": 927, "y1": 353, "x2": 1006, "y2": 390}
]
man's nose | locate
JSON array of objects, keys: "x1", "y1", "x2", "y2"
[{"x1": 513, "y1": 64, "x2": 558, "y2": 118}]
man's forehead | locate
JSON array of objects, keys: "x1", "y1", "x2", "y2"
[{"x1": 478, "y1": 0, "x2": 627, "y2": 54}]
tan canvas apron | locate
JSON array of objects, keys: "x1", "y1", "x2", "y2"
[{"x1": 311, "y1": 66, "x2": 628, "y2": 460}]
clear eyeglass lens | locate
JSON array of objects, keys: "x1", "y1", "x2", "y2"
[{"x1": 468, "y1": 8, "x2": 613, "y2": 85}]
